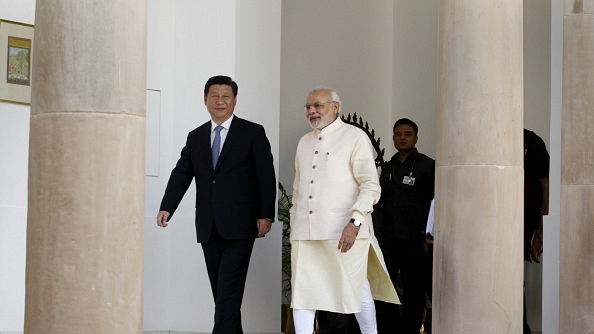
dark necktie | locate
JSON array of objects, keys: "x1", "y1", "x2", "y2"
[{"x1": 212, "y1": 125, "x2": 223, "y2": 168}]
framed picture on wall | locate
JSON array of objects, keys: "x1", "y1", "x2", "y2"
[{"x1": 0, "y1": 19, "x2": 34, "y2": 105}]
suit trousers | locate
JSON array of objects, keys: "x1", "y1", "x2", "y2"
[{"x1": 201, "y1": 226, "x2": 255, "y2": 334}]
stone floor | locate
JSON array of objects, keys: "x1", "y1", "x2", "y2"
[
  {"x1": 144, "y1": 332, "x2": 281, "y2": 334},
  {"x1": 144, "y1": 332, "x2": 282, "y2": 334}
]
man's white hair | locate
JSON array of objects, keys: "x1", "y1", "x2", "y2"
[{"x1": 308, "y1": 87, "x2": 341, "y2": 113}]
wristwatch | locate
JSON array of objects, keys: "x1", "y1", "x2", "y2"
[{"x1": 349, "y1": 218, "x2": 362, "y2": 227}]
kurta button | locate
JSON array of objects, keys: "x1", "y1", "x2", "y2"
[
  {"x1": 318, "y1": 137, "x2": 322, "y2": 140},
  {"x1": 309, "y1": 210, "x2": 313, "y2": 214},
  {"x1": 315, "y1": 151, "x2": 319, "y2": 154},
  {"x1": 309, "y1": 195, "x2": 312, "y2": 199},
  {"x1": 312, "y1": 165, "x2": 316, "y2": 169},
  {"x1": 310, "y1": 180, "x2": 314, "y2": 183}
]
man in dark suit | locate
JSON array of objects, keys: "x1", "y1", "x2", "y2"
[{"x1": 157, "y1": 75, "x2": 276, "y2": 334}]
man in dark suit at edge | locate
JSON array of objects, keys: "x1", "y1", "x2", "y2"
[{"x1": 156, "y1": 75, "x2": 277, "y2": 334}]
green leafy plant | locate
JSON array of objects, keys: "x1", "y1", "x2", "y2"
[{"x1": 278, "y1": 182, "x2": 293, "y2": 303}]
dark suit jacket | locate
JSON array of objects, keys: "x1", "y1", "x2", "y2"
[{"x1": 160, "y1": 116, "x2": 276, "y2": 242}]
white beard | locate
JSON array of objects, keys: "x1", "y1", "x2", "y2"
[
  {"x1": 309, "y1": 118, "x2": 327, "y2": 129},
  {"x1": 308, "y1": 114, "x2": 331, "y2": 129}
]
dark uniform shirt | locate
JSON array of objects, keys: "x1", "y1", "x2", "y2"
[
  {"x1": 378, "y1": 149, "x2": 435, "y2": 241},
  {"x1": 523, "y1": 128, "x2": 549, "y2": 247}
]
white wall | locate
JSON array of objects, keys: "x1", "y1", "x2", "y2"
[
  {"x1": 0, "y1": 96, "x2": 29, "y2": 332},
  {"x1": 392, "y1": 0, "x2": 439, "y2": 159},
  {"x1": 524, "y1": 0, "x2": 552, "y2": 142},
  {"x1": 0, "y1": 1, "x2": 35, "y2": 331},
  {"x1": 143, "y1": 0, "x2": 176, "y2": 330}
]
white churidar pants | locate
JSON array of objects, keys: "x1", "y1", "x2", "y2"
[{"x1": 293, "y1": 279, "x2": 377, "y2": 334}]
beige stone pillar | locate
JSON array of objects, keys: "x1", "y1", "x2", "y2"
[
  {"x1": 24, "y1": 1, "x2": 146, "y2": 333},
  {"x1": 434, "y1": 2, "x2": 524, "y2": 333},
  {"x1": 559, "y1": 1, "x2": 594, "y2": 332}
]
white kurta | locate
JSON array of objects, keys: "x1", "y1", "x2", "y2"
[
  {"x1": 291, "y1": 238, "x2": 400, "y2": 313},
  {"x1": 290, "y1": 119, "x2": 399, "y2": 312}
]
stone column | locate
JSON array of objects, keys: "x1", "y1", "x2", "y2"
[
  {"x1": 24, "y1": 1, "x2": 146, "y2": 333},
  {"x1": 433, "y1": 2, "x2": 524, "y2": 333},
  {"x1": 560, "y1": 1, "x2": 594, "y2": 332}
]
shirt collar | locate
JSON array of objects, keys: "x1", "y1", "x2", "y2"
[
  {"x1": 394, "y1": 148, "x2": 420, "y2": 162},
  {"x1": 211, "y1": 114, "x2": 234, "y2": 132}
]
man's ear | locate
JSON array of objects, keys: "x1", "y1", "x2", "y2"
[{"x1": 333, "y1": 101, "x2": 340, "y2": 115}]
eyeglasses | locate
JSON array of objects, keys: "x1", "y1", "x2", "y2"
[{"x1": 304, "y1": 101, "x2": 334, "y2": 111}]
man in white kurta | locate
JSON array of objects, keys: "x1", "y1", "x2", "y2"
[{"x1": 290, "y1": 88, "x2": 399, "y2": 334}]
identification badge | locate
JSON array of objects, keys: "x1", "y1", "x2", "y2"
[{"x1": 402, "y1": 176, "x2": 416, "y2": 185}]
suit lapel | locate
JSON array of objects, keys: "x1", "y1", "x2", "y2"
[
  {"x1": 198, "y1": 122, "x2": 215, "y2": 170},
  {"x1": 214, "y1": 116, "x2": 242, "y2": 170}
]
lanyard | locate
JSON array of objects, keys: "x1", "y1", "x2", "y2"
[{"x1": 390, "y1": 156, "x2": 416, "y2": 180}]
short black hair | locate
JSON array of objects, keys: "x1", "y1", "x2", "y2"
[
  {"x1": 393, "y1": 118, "x2": 418, "y2": 134},
  {"x1": 204, "y1": 75, "x2": 238, "y2": 96}
]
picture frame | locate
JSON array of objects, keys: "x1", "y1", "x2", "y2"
[{"x1": 0, "y1": 19, "x2": 34, "y2": 105}]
